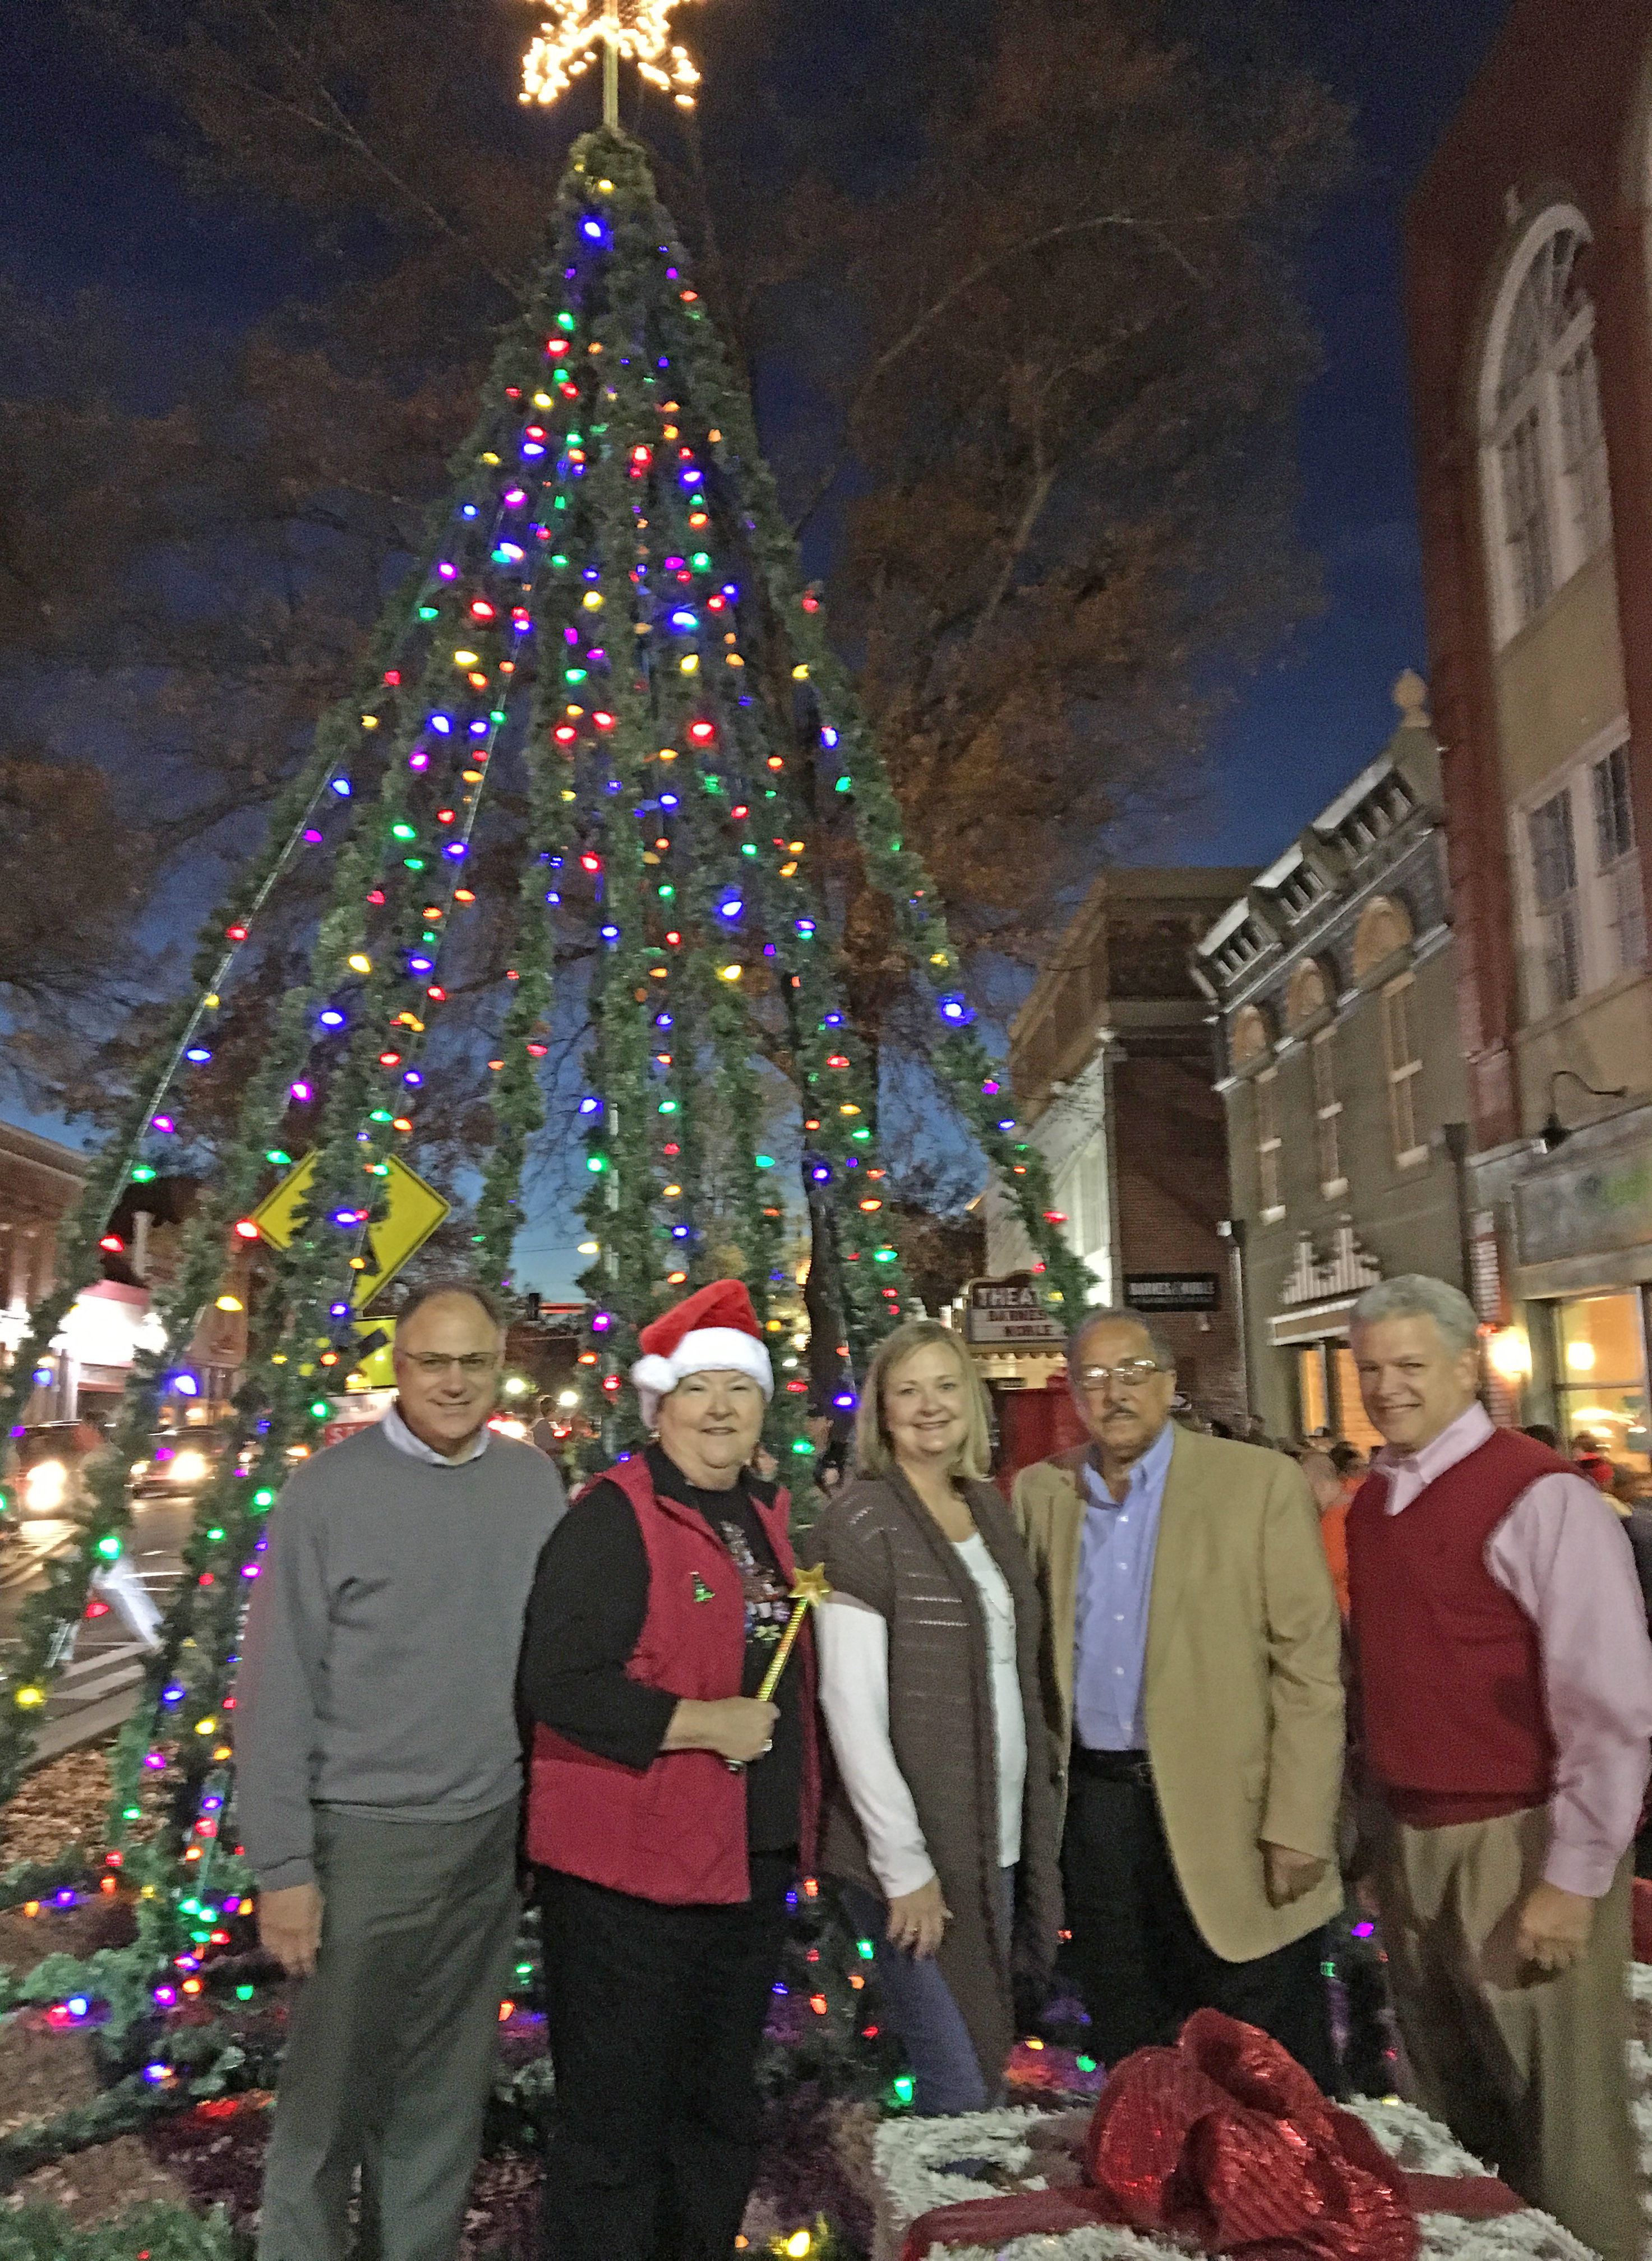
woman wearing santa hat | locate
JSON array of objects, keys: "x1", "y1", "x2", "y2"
[{"x1": 518, "y1": 1277, "x2": 818, "y2": 2261}]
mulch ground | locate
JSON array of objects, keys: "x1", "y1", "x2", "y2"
[{"x1": 0, "y1": 1750, "x2": 118, "y2": 1872}]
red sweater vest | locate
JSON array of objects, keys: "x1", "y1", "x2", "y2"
[
  {"x1": 525, "y1": 1455, "x2": 819, "y2": 1904},
  {"x1": 1347, "y1": 1425, "x2": 1570, "y2": 1825}
]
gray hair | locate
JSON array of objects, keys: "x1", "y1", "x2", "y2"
[
  {"x1": 1065, "y1": 1306, "x2": 1175, "y2": 1375},
  {"x1": 1350, "y1": 1275, "x2": 1478, "y2": 1355},
  {"x1": 396, "y1": 1277, "x2": 506, "y2": 1332}
]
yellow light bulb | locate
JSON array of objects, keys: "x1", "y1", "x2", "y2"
[
  {"x1": 215, "y1": 1295, "x2": 244, "y2": 1313},
  {"x1": 454, "y1": 649, "x2": 479, "y2": 665},
  {"x1": 533, "y1": 391, "x2": 553, "y2": 408},
  {"x1": 583, "y1": 590, "x2": 604, "y2": 610},
  {"x1": 349, "y1": 953, "x2": 372, "y2": 973},
  {"x1": 680, "y1": 654, "x2": 699, "y2": 672},
  {"x1": 720, "y1": 964, "x2": 742, "y2": 982}
]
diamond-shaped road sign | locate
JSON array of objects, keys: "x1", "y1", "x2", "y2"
[{"x1": 250, "y1": 1152, "x2": 450, "y2": 1308}]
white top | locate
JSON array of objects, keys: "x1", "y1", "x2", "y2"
[{"x1": 816, "y1": 1534, "x2": 1027, "y2": 1900}]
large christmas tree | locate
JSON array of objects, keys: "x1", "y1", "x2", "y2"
[{"x1": 0, "y1": 38, "x2": 1090, "y2": 2220}]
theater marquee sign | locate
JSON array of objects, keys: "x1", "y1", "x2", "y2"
[{"x1": 964, "y1": 1276, "x2": 1064, "y2": 1348}]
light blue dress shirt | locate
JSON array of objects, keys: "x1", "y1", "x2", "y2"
[{"x1": 1072, "y1": 1419, "x2": 1175, "y2": 1751}]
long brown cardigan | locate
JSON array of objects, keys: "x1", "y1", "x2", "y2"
[{"x1": 816, "y1": 1469, "x2": 1063, "y2": 2093}]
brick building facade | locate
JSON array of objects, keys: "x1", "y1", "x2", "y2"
[
  {"x1": 984, "y1": 867, "x2": 1254, "y2": 1426},
  {"x1": 1193, "y1": 683, "x2": 1471, "y2": 1441},
  {"x1": 1407, "y1": 0, "x2": 1652, "y2": 1470}
]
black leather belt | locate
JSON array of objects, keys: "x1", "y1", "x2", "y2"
[{"x1": 1070, "y1": 1746, "x2": 1153, "y2": 1787}]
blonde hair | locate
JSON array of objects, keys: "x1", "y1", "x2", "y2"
[{"x1": 854, "y1": 1320, "x2": 992, "y2": 1482}]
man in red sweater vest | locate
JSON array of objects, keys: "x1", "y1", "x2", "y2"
[{"x1": 1346, "y1": 1276, "x2": 1652, "y2": 2261}]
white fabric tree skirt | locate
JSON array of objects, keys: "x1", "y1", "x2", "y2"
[{"x1": 857, "y1": 1967, "x2": 1652, "y2": 2261}]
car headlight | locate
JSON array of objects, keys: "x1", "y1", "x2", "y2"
[
  {"x1": 172, "y1": 1451, "x2": 210, "y2": 1484},
  {"x1": 24, "y1": 1461, "x2": 68, "y2": 1514}
]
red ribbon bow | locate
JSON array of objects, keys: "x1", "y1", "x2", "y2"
[{"x1": 899, "y1": 2010, "x2": 1525, "y2": 2261}]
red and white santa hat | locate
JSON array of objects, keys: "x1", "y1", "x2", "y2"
[{"x1": 630, "y1": 1277, "x2": 774, "y2": 1428}]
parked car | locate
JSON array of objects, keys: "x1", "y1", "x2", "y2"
[
  {"x1": 128, "y1": 1431, "x2": 229, "y2": 1498},
  {"x1": 0, "y1": 1421, "x2": 112, "y2": 1524}
]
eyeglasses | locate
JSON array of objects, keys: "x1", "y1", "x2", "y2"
[
  {"x1": 1077, "y1": 1361, "x2": 1165, "y2": 1392},
  {"x1": 400, "y1": 1353, "x2": 499, "y2": 1377}
]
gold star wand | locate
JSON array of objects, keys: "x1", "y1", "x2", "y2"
[
  {"x1": 519, "y1": 0, "x2": 703, "y2": 127},
  {"x1": 756, "y1": 1562, "x2": 830, "y2": 1703}
]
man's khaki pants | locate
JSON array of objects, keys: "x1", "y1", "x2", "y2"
[
  {"x1": 1372, "y1": 1802, "x2": 1640, "y2": 2261},
  {"x1": 258, "y1": 1801, "x2": 519, "y2": 2261}
]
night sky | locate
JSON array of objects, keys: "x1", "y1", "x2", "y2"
[
  {"x1": 0, "y1": 0, "x2": 1512, "y2": 1198},
  {"x1": 1, "y1": 0, "x2": 1511, "y2": 859}
]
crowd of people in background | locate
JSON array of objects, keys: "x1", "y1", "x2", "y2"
[{"x1": 1206, "y1": 1408, "x2": 1652, "y2": 1632}]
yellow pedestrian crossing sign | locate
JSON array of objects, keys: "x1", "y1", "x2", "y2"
[{"x1": 250, "y1": 1152, "x2": 450, "y2": 1308}]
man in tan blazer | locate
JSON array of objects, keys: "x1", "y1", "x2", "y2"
[{"x1": 1014, "y1": 1308, "x2": 1344, "y2": 2087}]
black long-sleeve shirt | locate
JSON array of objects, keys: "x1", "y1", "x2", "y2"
[{"x1": 519, "y1": 1445, "x2": 802, "y2": 1854}]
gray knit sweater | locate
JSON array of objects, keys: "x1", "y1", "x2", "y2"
[{"x1": 234, "y1": 1421, "x2": 565, "y2": 1890}]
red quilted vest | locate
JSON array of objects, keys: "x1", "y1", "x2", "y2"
[
  {"x1": 525, "y1": 1453, "x2": 819, "y2": 1904},
  {"x1": 1346, "y1": 1425, "x2": 1567, "y2": 1824}
]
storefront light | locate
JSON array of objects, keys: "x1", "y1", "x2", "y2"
[{"x1": 1484, "y1": 1327, "x2": 1532, "y2": 1384}]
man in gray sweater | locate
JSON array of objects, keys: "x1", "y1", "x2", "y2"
[{"x1": 236, "y1": 1279, "x2": 565, "y2": 2261}]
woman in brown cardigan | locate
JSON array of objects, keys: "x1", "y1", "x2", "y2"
[{"x1": 816, "y1": 1321, "x2": 1061, "y2": 2111}]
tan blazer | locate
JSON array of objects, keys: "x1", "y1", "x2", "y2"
[{"x1": 1013, "y1": 1425, "x2": 1344, "y2": 1963}]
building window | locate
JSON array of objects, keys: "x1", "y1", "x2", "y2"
[
  {"x1": 1526, "y1": 785, "x2": 1582, "y2": 1011},
  {"x1": 1517, "y1": 734, "x2": 1646, "y2": 1014},
  {"x1": 1591, "y1": 741, "x2": 1647, "y2": 979},
  {"x1": 1351, "y1": 895, "x2": 1413, "y2": 981},
  {"x1": 1230, "y1": 1003, "x2": 1273, "y2": 1069},
  {"x1": 1311, "y1": 1028, "x2": 1344, "y2": 1196},
  {"x1": 1053, "y1": 1133, "x2": 1105, "y2": 1262},
  {"x1": 1286, "y1": 957, "x2": 1331, "y2": 1032},
  {"x1": 1381, "y1": 975, "x2": 1425, "y2": 1165},
  {"x1": 1297, "y1": 1345, "x2": 1328, "y2": 1434},
  {"x1": 1552, "y1": 1291, "x2": 1649, "y2": 1476},
  {"x1": 1256, "y1": 1068, "x2": 1284, "y2": 1220},
  {"x1": 1482, "y1": 213, "x2": 1612, "y2": 645}
]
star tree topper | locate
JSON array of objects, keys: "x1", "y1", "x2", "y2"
[{"x1": 520, "y1": 0, "x2": 702, "y2": 124}]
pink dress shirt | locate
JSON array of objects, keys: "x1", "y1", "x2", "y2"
[{"x1": 1373, "y1": 1402, "x2": 1652, "y2": 1897}]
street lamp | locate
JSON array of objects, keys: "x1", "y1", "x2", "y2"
[{"x1": 1540, "y1": 1067, "x2": 1628, "y2": 1152}]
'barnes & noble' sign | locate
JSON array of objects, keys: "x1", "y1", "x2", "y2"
[{"x1": 965, "y1": 1276, "x2": 1064, "y2": 1347}]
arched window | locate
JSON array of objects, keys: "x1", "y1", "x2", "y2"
[
  {"x1": 1285, "y1": 958, "x2": 1332, "y2": 1031},
  {"x1": 1352, "y1": 896, "x2": 1414, "y2": 981},
  {"x1": 1230, "y1": 1004, "x2": 1273, "y2": 1070},
  {"x1": 1480, "y1": 210, "x2": 1612, "y2": 644}
]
